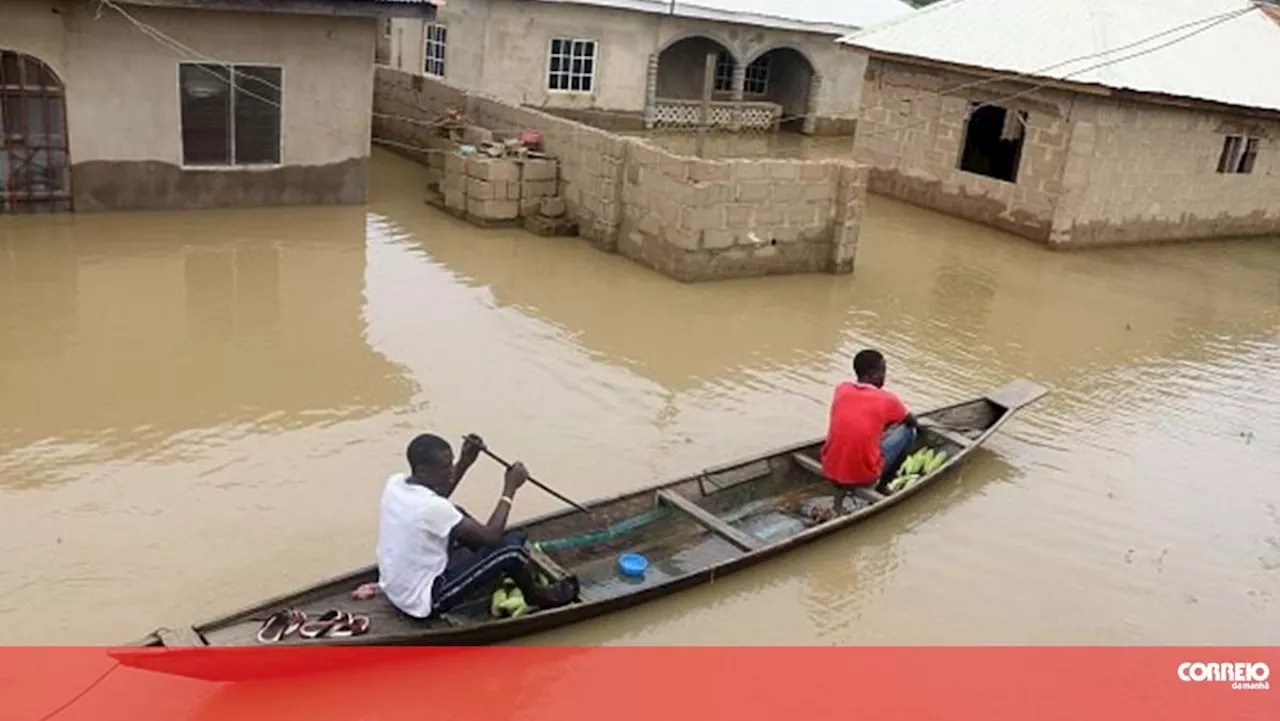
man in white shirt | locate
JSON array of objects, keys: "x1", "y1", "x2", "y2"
[{"x1": 376, "y1": 433, "x2": 578, "y2": 619}]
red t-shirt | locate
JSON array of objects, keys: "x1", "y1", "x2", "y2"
[{"x1": 820, "y1": 381, "x2": 909, "y2": 485}]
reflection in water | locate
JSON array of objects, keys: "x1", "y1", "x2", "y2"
[{"x1": 0, "y1": 148, "x2": 1278, "y2": 647}]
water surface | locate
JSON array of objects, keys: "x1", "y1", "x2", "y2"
[{"x1": 1, "y1": 149, "x2": 1277, "y2": 645}]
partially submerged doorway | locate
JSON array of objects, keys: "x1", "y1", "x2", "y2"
[{"x1": 1, "y1": 49, "x2": 72, "y2": 214}]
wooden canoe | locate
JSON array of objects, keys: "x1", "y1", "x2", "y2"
[{"x1": 111, "y1": 378, "x2": 1048, "y2": 680}]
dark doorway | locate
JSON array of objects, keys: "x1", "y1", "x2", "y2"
[
  {"x1": 1, "y1": 50, "x2": 71, "y2": 213},
  {"x1": 745, "y1": 48, "x2": 815, "y2": 133},
  {"x1": 958, "y1": 103, "x2": 1026, "y2": 183},
  {"x1": 656, "y1": 36, "x2": 735, "y2": 101}
]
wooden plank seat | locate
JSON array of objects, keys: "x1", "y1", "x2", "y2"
[
  {"x1": 918, "y1": 419, "x2": 975, "y2": 449},
  {"x1": 790, "y1": 453, "x2": 886, "y2": 503},
  {"x1": 655, "y1": 490, "x2": 762, "y2": 551}
]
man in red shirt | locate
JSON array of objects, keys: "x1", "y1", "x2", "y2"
[{"x1": 820, "y1": 349, "x2": 918, "y2": 513}]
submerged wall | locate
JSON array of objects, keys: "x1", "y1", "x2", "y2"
[
  {"x1": 1050, "y1": 96, "x2": 1280, "y2": 246},
  {"x1": 852, "y1": 58, "x2": 1071, "y2": 243},
  {"x1": 1, "y1": 0, "x2": 376, "y2": 211},
  {"x1": 374, "y1": 67, "x2": 868, "y2": 282},
  {"x1": 854, "y1": 56, "x2": 1280, "y2": 247}
]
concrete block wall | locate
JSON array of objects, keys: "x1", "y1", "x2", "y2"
[
  {"x1": 433, "y1": 154, "x2": 560, "y2": 224},
  {"x1": 374, "y1": 67, "x2": 869, "y2": 281},
  {"x1": 852, "y1": 58, "x2": 1072, "y2": 242},
  {"x1": 1051, "y1": 96, "x2": 1280, "y2": 246},
  {"x1": 617, "y1": 145, "x2": 866, "y2": 280}
]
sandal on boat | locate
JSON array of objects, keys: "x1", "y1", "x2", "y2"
[
  {"x1": 327, "y1": 615, "x2": 370, "y2": 638},
  {"x1": 284, "y1": 608, "x2": 307, "y2": 637},
  {"x1": 299, "y1": 610, "x2": 350, "y2": 639},
  {"x1": 257, "y1": 609, "x2": 297, "y2": 644}
]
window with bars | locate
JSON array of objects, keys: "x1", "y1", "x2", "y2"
[
  {"x1": 424, "y1": 23, "x2": 446, "y2": 77},
  {"x1": 714, "y1": 51, "x2": 734, "y2": 92},
  {"x1": 1216, "y1": 134, "x2": 1260, "y2": 174},
  {"x1": 548, "y1": 38, "x2": 596, "y2": 92},
  {"x1": 744, "y1": 56, "x2": 769, "y2": 95},
  {"x1": 0, "y1": 50, "x2": 72, "y2": 213},
  {"x1": 179, "y1": 63, "x2": 282, "y2": 167}
]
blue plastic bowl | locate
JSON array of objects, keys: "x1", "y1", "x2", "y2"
[{"x1": 618, "y1": 553, "x2": 649, "y2": 577}]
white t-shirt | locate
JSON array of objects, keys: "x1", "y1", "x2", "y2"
[{"x1": 376, "y1": 473, "x2": 464, "y2": 618}]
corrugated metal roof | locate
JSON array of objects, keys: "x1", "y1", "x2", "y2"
[
  {"x1": 837, "y1": 0, "x2": 1280, "y2": 113},
  {"x1": 529, "y1": 0, "x2": 916, "y2": 35}
]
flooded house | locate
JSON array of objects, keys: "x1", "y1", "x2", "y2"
[
  {"x1": 0, "y1": 0, "x2": 438, "y2": 214},
  {"x1": 841, "y1": 0, "x2": 1280, "y2": 247},
  {"x1": 380, "y1": 0, "x2": 915, "y2": 135}
]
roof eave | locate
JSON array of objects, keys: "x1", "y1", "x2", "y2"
[
  {"x1": 526, "y1": 0, "x2": 861, "y2": 36},
  {"x1": 850, "y1": 45, "x2": 1280, "y2": 121},
  {"x1": 114, "y1": 0, "x2": 441, "y2": 19}
]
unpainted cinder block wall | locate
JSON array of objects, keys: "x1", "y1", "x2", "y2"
[
  {"x1": 617, "y1": 144, "x2": 865, "y2": 280},
  {"x1": 373, "y1": 67, "x2": 868, "y2": 281},
  {"x1": 852, "y1": 57, "x2": 1280, "y2": 248},
  {"x1": 852, "y1": 58, "x2": 1073, "y2": 242},
  {"x1": 1051, "y1": 96, "x2": 1280, "y2": 246}
]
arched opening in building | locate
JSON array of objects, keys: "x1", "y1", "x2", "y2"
[
  {"x1": 742, "y1": 47, "x2": 815, "y2": 133},
  {"x1": 1, "y1": 50, "x2": 72, "y2": 213},
  {"x1": 655, "y1": 36, "x2": 738, "y2": 102}
]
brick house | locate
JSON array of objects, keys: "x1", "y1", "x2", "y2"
[
  {"x1": 0, "y1": 0, "x2": 437, "y2": 214},
  {"x1": 841, "y1": 0, "x2": 1280, "y2": 247},
  {"x1": 381, "y1": 0, "x2": 914, "y2": 135}
]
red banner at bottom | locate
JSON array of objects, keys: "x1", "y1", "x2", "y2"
[{"x1": 5, "y1": 646, "x2": 1276, "y2": 721}]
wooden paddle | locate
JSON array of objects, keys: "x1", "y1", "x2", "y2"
[{"x1": 464, "y1": 435, "x2": 594, "y2": 515}]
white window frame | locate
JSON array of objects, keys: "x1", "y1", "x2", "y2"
[
  {"x1": 713, "y1": 51, "x2": 733, "y2": 92},
  {"x1": 176, "y1": 61, "x2": 285, "y2": 171},
  {"x1": 1216, "y1": 134, "x2": 1261, "y2": 174},
  {"x1": 423, "y1": 23, "x2": 446, "y2": 78},
  {"x1": 547, "y1": 37, "x2": 597, "y2": 93},
  {"x1": 744, "y1": 55, "x2": 769, "y2": 95}
]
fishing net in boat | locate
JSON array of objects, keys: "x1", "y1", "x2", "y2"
[
  {"x1": 529, "y1": 497, "x2": 803, "y2": 553},
  {"x1": 531, "y1": 508, "x2": 671, "y2": 553}
]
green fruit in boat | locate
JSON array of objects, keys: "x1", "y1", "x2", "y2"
[
  {"x1": 923, "y1": 450, "x2": 948, "y2": 473},
  {"x1": 491, "y1": 587, "x2": 509, "y2": 617},
  {"x1": 902, "y1": 453, "x2": 920, "y2": 475},
  {"x1": 888, "y1": 473, "x2": 917, "y2": 493}
]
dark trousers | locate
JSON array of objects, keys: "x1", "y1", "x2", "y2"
[{"x1": 432, "y1": 531, "x2": 531, "y2": 614}]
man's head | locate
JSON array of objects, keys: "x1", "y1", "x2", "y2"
[
  {"x1": 406, "y1": 433, "x2": 454, "y2": 485},
  {"x1": 852, "y1": 349, "x2": 887, "y2": 387}
]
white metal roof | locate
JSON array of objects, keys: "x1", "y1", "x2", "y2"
[
  {"x1": 837, "y1": 0, "x2": 1280, "y2": 113},
  {"x1": 529, "y1": 0, "x2": 917, "y2": 36}
]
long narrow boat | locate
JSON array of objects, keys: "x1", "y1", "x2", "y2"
[{"x1": 111, "y1": 378, "x2": 1048, "y2": 680}]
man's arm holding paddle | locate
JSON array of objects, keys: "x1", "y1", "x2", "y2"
[
  {"x1": 445, "y1": 433, "x2": 485, "y2": 497},
  {"x1": 452, "y1": 461, "x2": 529, "y2": 548}
]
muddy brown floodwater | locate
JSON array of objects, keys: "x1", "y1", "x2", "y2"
[{"x1": 1, "y1": 149, "x2": 1278, "y2": 646}]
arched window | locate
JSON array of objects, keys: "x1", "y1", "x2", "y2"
[{"x1": 0, "y1": 50, "x2": 72, "y2": 213}]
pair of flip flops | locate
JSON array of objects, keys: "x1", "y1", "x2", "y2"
[{"x1": 256, "y1": 608, "x2": 371, "y2": 643}]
